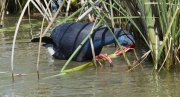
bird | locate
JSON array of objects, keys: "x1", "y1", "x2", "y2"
[{"x1": 31, "y1": 22, "x2": 135, "y2": 66}]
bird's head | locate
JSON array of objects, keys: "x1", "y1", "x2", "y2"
[
  {"x1": 115, "y1": 29, "x2": 135, "y2": 48},
  {"x1": 115, "y1": 30, "x2": 135, "y2": 56}
]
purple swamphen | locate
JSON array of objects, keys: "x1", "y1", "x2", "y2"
[{"x1": 31, "y1": 22, "x2": 135, "y2": 66}]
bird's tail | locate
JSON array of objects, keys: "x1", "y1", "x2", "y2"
[{"x1": 31, "y1": 37, "x2": 54, "y2": 44}]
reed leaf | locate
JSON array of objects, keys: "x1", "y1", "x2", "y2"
[{"x1": 153, "y1": 6, "x2": 179, "y2": 71}]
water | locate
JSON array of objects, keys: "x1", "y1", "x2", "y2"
[{"x1": 0, "y1": 16, "x2": 180, "y2": 97}]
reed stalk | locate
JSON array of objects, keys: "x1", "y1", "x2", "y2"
[
  {"x1": 36, "y1": 17, "x2": 46, "y2": 79},
  {"x1": 140, "y1": 1, "x2": 180, "y2": 71},
  {"x1": 65, "y1": 0, "x2": 71, "y2": 16},
  {"x1": 88, "y1": 19, "x2": 98, "y2": 68},
  {"x1": 154, "y1": 6, "x2": 179, "y2": 71},
  {"x1": 0, "y1": 0, "x2": 5, "y2": 27},
  {"x1": 11, "y1": 0, "x2": 31, "y2": 81},
  {"x1": 121, "y1": 0, "x2": 180, "y2": 71},
  {"x1": 109, "y1": 0, "x2": 114, "y2": 27},
  {"x1": 144, "y1": 0, "x2": 157, "y2": 68}
]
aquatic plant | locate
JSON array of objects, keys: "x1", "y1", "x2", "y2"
[{"x1": 124, "y1": 0, "x2": 180, "y2": 73}]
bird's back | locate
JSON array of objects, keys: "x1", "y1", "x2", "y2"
[{"x1": 51, "y1": 22, "x2": 95, "y2": 61}]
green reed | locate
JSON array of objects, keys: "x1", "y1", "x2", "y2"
[{"x1": 124, "y1": 0, "x2": 180, "y2": 72}]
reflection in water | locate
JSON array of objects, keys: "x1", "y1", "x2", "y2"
[{"x1": 1, "y1": 17, "x2": 180, "y2": 97}]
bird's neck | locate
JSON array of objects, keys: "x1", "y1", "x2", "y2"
[
  {"x1": 94, "y1": 35, "x2": 116, "y2": 48},
  {"x1": 93, "y1": 28, "x2": 119, "y2": 47}
]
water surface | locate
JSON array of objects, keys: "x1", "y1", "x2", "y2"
[{"x1": 0, "y1": 16, "x2": 180, "y2": 97}]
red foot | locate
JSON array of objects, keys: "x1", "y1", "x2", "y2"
[
  {"x1": 93, "y1": 45, "x2": 135, "y2": 67},
  {"x1": 94, "y1": 53, "x2": 113, "y2": 67}
]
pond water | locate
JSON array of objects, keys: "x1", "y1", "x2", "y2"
[{"x1": 0, "y1": 16, "x2": 180, "y2": 97}]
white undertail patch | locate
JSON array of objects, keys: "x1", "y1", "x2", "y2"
[{"x1": 47, "y1": 47, "x2": 55, "y2": 56}]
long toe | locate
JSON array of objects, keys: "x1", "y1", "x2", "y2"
[
  {"x1": 114, "y1": 46, "x2": 131, "y2": 56},
  {"x1": 95, "y1": 54, "x2": 113, "y2": 67}
]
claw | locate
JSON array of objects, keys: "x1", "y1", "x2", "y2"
[
  {"x1": 94, "y1": 53, "x2": 113, "y2": 67},
  {"x1": 114, "y1": 46, "x2": 130, "y2": 56},
  {"x1": 114, "y1": 45, "x2": 134, "y2": 56}
]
